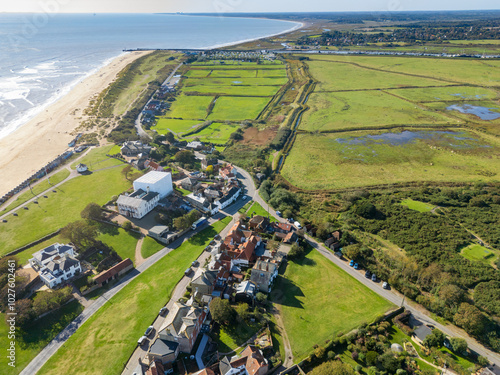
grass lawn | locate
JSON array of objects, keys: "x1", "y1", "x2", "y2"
[
  {"x1": 97, "y1": 223, "x2": 141, "y2": 264},
  {"x1": 1, "y1": 169, "x2": 70, "y2": 214},
  {"x1": 108, "y1": 144, "x2": 122, "y2": 155},
  {"x1": 215, "y1": 321, "x2": 261, "y2": 354},
  {"x1": 184, "y1": 84, "x2": 280, "y2": 97},
  {"x1": 300, "y1": 91, "x2": 453, "y2": 132},
  {"x1": 247, "y1": 202, "x2": 278, "y2": 222},
  {"x1": 308, "y1": 55, "x2": 500, "y2": 87},
  {"x1": 39, "y1": 217, "x2": 231, "y2": 375},
  {"x1": 386, "y1": 86, "x2": 499, "y2": 103},
  {"x1": 238, "y1": 200, "x2": 253, "y2": 214},
  {"x1": 184, "y1": 77, "x2": 287, "y2": 87},
  {"x1": 153, "y1": 119, "x2": 202, "y2": 135},
  {"x1": 208, "y1": 97, "x2": 270, "y2": 121},
  {"x1": 400, "y1": 199, "x2": 435, "y2": 213},
  {"x1": 175, "y1": 186, "x2": 192, "y2": 196},
  {"x1": 182, "y1": 122, "x2": 238, "y2": 145},
  {"x1": 209, "y1": 69, "x2": 258, "y2": 78},
  {"x1": 71, "y1": 145, "x2": 124, "y2": 170},
  {"x1": 461, "y1": 244, "x2": 497, "y2": 264},
  {"x1": 257, "y1": 69, "x2": 288, "y2": 78},
  {"x1": 0, "y1": 166, "x2": 132, "y2": 255},
  {"x1": 141, "y1": 236, "x2": 165, "y2": 259},
  {"x1": 168, "y1": 95, "x2": 214, "y2": 120},
  {"x1": 282, "y1": 130, "x2": 500, "y2": 190},
  {"x1": 306, "y1": 58, "x2": 447, "y2": 91},
  {"x1": 0, "y1": 300, "x2": 84, "y2": 375},
  {"x1": 271, "y1": 249, "x2": 394, "y2": 360}
]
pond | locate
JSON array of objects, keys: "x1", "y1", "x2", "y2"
[{"x1": 447, "y1": 104, "x2": 500, "y2": 120}]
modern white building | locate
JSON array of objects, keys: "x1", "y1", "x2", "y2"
[
  {"x1": 29, "y1": 243, "x2": 81, "y2": 289},
  {"x1": 133, "y1": 171, "x2": 173, "y2": 199},
  {"x1": 117, "y1": 171, "x2": 173, "y2": 219}
]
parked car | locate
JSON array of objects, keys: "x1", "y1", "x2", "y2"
[
  {"x1": 382, "y1": 282, "x2": 389, "y2": 289},
  {"x1": 138, "y1": 336, "x2": 148, "y2": 346},
  {"x1": 276, "y1": 211, "x2": 282, "y2": 217},
  {"x1": 159, "y1": 307, "x2": 168, "y2": 316},
  {"x1": 354, "y1": 263, "x2": 359, "y2": 270},
  {"x1": 371, "y1": 274, "x2": 377, "y2": 282},
  {"x1": 145, "y1": 326, "x2": 154, "y2": 337},
  {"x1": 365, "y1": 270, "x2": 371, "y2": 278},
  {"x1": 191, "y1": 260, "x2": 199, "y2": 267},
  {"x1": 349, "y1": 260, "x2": 354, "y2": 267},
  {"x1": 184, "y1": 267, "x2": 192, "y2": 276},
  {"x1": 287, "y1": 217, "x2": 294, "y2": 223},
  {"x1": 294, "y1": 221, "x2": 302, "y2": 230}
]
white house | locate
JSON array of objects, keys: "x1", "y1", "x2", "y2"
[
  {"x1": 117, "y1": 171, "x2": 173, "y2": 219},
  {"x1": 29, "y1": 243, "x2": 81, "y2": 289},
  {"x1": 39, "y1": 254, "x2": 81, "y2": 288},
  {"x1": 216, "y1": 186, "x2": 241, "y2": 210},
  {"x1": 29, "y1": 243, "x2": 76, "y2": 270}
]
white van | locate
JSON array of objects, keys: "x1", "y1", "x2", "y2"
[{"x1": 294, "y1": 221, "x2": 302, "y2": 230}]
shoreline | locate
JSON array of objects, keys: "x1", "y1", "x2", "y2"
[
  {"x1": 0, "y1": 51, "x2": 151, "y2": 197},
  {"x1": 0, "y1": 16, "x2": 304, "y2": 197}
]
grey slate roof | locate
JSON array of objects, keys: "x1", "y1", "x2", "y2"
[{"x1": 149, "y1": 338, "x2": 179, "y2": 357}]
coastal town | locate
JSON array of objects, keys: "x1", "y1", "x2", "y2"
[{"x1": 0, "y1": 8, "x2": 500, "y2": 375}]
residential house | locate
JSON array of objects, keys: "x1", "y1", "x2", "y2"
[
  {"x1": 250, "y1": 260, "x2": 278, "y2": 293},
  {"x1": 121, "y1": 141, "x2": 152, "y2": 156},
  {"x1": 147, "y1": 339, "x2": 180, "y2": 366},
  {"x1": 29, "y1": 243, "x2": 76, "y2": 270},
  {"x1": 180, "y1": 177, "x2": 199, "y2": 192},
  {"x1": 219, "y1": 164, "x2": 237, "y2": 180},
  {"x1": 221, "y1": 221, "x2": 261, "y2": 267},
  {"x1": 186, "y1": 193, "x2": 220, "y2": 216},
  {"x1": 218, "y1": 345, "x2": 268, "y2": 375},
  {"x1": 325, "y1": 230, "x2": 342, "y2": 250},
  {"x1": 146, "y1": 361, "x2": 167, "y2": 375},
  {"x1": 117, "y1": 171, "x2": 173, "y2": 219},
  {"x1": 191, "y1": 268, "x2": 218, "y2": 296},
  {"x1": 39, "y1": 254, "x2": 81, "y2": 288},
  {"x1": 155, "y1": 301, "x2": 207, "y2": 353},
  {"x1": 93, "y1": 258, "x2": 134, "y2": 287},
  {"x1": 216, "y1": 186, "x2": 241, "y2": 211},
  {"x1": 248, "y1": 215, "x2": 270, "y2": 233},
  {"x1": 235, "y1": 280, "x2": 257, "y2": 304},
  {"x1": 186, "y1": 141, "x2": 204, "y2": 151},
  {"x1": 144, "y1": 159, "x2": 163, "y2": 172}
]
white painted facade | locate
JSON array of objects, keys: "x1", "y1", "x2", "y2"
[{"x1": 133, "y1": 171, "x2": 173, "y2": 199}]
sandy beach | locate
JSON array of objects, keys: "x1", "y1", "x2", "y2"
[{"x1": 0, "y1": 51, "x2": 150, "y2": 197}]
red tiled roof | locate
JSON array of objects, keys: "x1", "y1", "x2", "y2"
[{"x1": 93, "y1": 258, "x2": 133, "y2": 284}]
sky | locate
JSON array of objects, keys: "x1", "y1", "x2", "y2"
[{"x1": 0, "y1": 0, "x2": 498, "y2": 13}]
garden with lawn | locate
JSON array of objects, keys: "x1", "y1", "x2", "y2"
[
  {"x1": 461, "y1": 244, "x2": 497, "y2": 265},
  {"x1": 141, "y1": 236, "x2": 165, "y2": 259},
  {"x1": 39, "y1": 217, "x2": 231, "y2": 375},
  {"x1": 70, "y1": 145, "x2": 124, "y2": 170},
  {"x1": 271, "y1": 248, "x2": 394, "y2": 360},
  {"x1": 0, "y1": 166, "x2": 133, "y2": 255}
]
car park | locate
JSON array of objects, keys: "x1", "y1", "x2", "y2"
[
  {"x1": 371, "y1": 274, "x2": 377, "y2": 282},
  {"x1": 349, "y1": 260, "x2": 354, "y2": 267},
  {"x1": 354, "y1": 263, "x2": 359, "y2": 270},
  {"x1": 365, "y1": 270, "x2": 371, "y2": 278},
  {"x1": 382, "y1": 282, "x2": 389, "y2": 289},
  {"x1": 159, "y1": 307, "x2": 168, "y2": 316},
  {"x1": 145, "y1": 326, "x2": 154, "y2": 337},
  {"x1": 137, "y1": 336, "x2": 148, "y2": 346}
]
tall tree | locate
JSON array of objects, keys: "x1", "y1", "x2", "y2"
[
  {"x1": 308, "y1": 361, "x2": 355, "y2": 375},
  {"x1": 60, "y1": 220, "x2": 98, "y2": 249},
  {"x1": 81, "y1": 202, "x2": 103, "y2": 221},
  {"x1": 209, "y1": 298, "x2": 234, "y2": 326},
  {"x1": 454, "y1": 303, "x2": 487, "y2": 336}
]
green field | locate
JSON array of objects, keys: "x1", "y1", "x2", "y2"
[
  {"x1": 271, "y1": 249, "x2": 394, "y2": 359},
  {"x1": 209, "y1": 69, "x2": 258, "y2": 78},
  {"x1": 247, "y1": 202, "x2": 279, "y2": 222},
  {"x1": 386, "y1": 86, "x2": 499, "y2": 103},
  {"x1": 182, "y1": 122, "x2": 238, "y2": 144},
  {"x1": 282, "y1": 130, "x2": 500, "y2": 190},
  {"x1": 1, "y1": 169, "x2": 70, "y2": 214},
  {"x1": 0, "y1": 166, "x2": 132, "y2": 255},
  {"x1": 461, "y1": 244, "x2": 497, "y2": 264},
  {"x1": 190, "y1": 61, "x2": 283, "y2": 67},
  {"x1": 400, "y1": 199, "x2": 435, "y2": 213},
  {"x1": 184, "y1": 77, "x2": 287, "y2": 87},
  {"x1": 0, "y1": 300, "x2": 84, "y2": 375},
  {"x1": 71, "y1": 145, "x2": 124, "y2": 170},
  {"x1": 310, "y1": 55, "x2": 500, "y2": 87},
  {"x1": 208, "y1": 97, "x2": 270, "y2": 121},
  {"x1": 300, "y1": 91, "x2": 453, "y2": 131},
  {"x1": 97, "y1": 224, "x2": 140, "y2": 264},
  {"x1": 184, "y1": 84, "x2": 281, "y2": 96},
  {"x1": 168, "y1": 95, "x2": 214, "y2": 120},
  {"x1": 306, "y1": 58, "x2": 448, "y2": 91},
  {"x1": 449, "y1": 39, "x2": 500, "y2": 45},
  {"x1": 39, "y1": 217, "x2": 231, "y2": 375},
  {"x1": 153, "y1": 119, "x2": 203, "y2": 135},
  {"x1": 215, "y1": 321, "x2": 261, "y2": 354},
  {"x1": 141, "y1": 236, "x2": 165, "y2": 259}
]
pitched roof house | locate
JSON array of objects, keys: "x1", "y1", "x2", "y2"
[
  {"x1": 221, "y1": 222, "x2": 261, "y2": 266},
  {"x1": 218, "y1": 345, "x2": 268, "y2": 375},
  {"x1": 250, "y1": 260, "x2": 278, "y2": 293}
]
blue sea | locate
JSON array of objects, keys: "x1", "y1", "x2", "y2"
[{"x1": 0, "y1": 13, "x2": 298, "y2": 139}]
